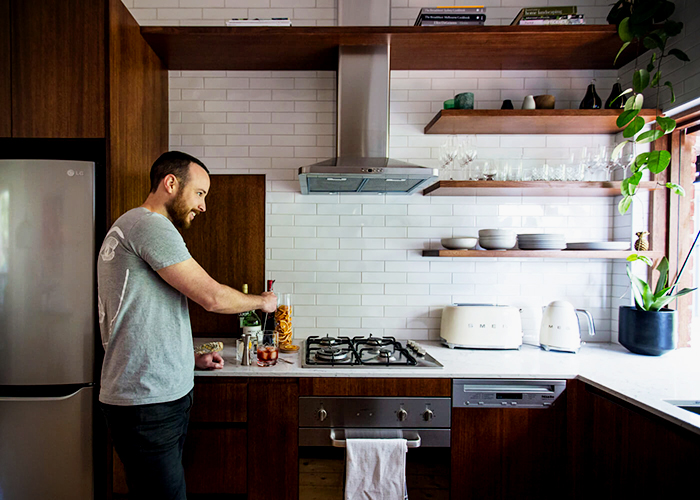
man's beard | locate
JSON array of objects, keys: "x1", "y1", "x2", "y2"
[{"x1": 166, "y1": 191, "x2": 196, "y2": 230}]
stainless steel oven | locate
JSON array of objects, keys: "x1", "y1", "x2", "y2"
[{"x1": 298, "y1": 395, "x2": 451, "y2": 499}]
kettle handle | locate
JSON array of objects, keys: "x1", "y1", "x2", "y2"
[{"x1": 575, "y1": 309, "x2": 595, "y2": 337}]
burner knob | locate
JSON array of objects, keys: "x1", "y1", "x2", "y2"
[
  {"x1": 397, "y1": 408, "x2": 408, "y2": 422},
  {"x1": 317, "y1": 408, "x2": 328, "y2": 422},
  {"x1": 423, "y1": 409, "x2": 434, "y2": 422}
]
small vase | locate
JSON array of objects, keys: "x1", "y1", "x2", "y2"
[
  {"x1": 579, "y1": 82, "x2": 602, "y2": 109},
  {"x1": 522, "y1": 95, "x2": 536, "y2": 110},
  {"x1": 618, "y1": 306, "x2": 677, "y2": 356},
  {"x1": 634, "y1": 231, "x2": 650, "y2": 251},
  {"x1": 454, "y1": 92, "x2": 474, "y2": 109}
]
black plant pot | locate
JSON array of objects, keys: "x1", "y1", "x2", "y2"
[{"x1": 618, "y1": 306, "x2": 677, "y2": 356}]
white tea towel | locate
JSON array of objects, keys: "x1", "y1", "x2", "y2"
[{"x1": 344, "y1": 438, "x2": 408, "y2": 500}]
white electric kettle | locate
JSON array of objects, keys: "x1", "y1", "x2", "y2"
[{"x1": 540, "y1": 300, "x2": 595, "y2": 353}]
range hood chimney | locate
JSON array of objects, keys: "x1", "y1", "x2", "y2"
[{"x1": 298, "y1": 0, "x2": 438, "y2": 195}]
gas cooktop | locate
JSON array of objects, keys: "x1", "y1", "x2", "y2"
[{"x1": 301, "y1": 335, "x2": 443, "y2": 368}]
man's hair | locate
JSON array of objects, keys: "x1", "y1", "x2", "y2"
[{"x1": 149, "y1": 151, "x2": 209, "y2": 193}]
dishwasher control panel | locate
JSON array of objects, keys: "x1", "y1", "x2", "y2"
[{"x1": 453, "y1": 379, "x2": 566, "y2": 408}]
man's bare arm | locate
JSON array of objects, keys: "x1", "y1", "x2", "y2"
[{"x1": 157, "y1": 258, "x2": 276, "y2": 314}]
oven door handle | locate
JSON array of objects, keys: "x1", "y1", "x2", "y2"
[{"x1": 330, "y1": 429, "x2": 422, "y2": 448}]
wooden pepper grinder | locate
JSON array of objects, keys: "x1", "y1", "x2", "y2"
[{"x1": 634, "y1": 231, "x2": 650, "y2": 251}]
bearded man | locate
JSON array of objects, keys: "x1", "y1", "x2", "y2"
[{"x1": 97, "y1": 151, "x2": 276, "y2": 500}]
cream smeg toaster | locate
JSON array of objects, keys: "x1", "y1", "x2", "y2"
[{"x1": 440, "y1": 304, "x2": 523, "y2": 349}]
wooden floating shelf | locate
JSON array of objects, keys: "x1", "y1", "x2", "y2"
[
  {"x1": 424, "y1": 109, "x2": 660, "y2": 135},
  {"x1": 423, "y1": 180, "x2": 659, "y2": 197},
  {"x1": 140, "y1": 25, "x2": 641, "y2": 71},
  {"x1": 422, "y1": 250, "x2": 664, "y2": 259}
]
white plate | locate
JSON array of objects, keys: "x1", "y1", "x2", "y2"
[{"x1": 566, "y1": 242, "x2": 631, "y2": 251}]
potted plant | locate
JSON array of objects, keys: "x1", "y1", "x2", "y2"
[
  {"x1": 607, "y1": 0, "x2": 689, "y2": 214},
  {"x1": 606, "y1": 1, "x2": 696, "y2": 354},
  {"x1": 621, "y1": 254, "x2": 696, "y2": 355}
]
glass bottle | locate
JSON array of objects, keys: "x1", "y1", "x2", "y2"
[
  {"x1": 605, "y1": 80, "x2": 626, "y2": 109},
  {"x1": 579, "y1": 80, "x2": 602, "y2": 109},
  {"x1": 239, "y1": 284, "x2": 262, "y2": 337}
]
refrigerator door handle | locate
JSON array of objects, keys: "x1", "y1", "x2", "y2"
[{"x1": 0, "y1": 386, "x2": 92, "y2": 402}]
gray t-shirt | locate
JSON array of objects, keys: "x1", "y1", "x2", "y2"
[{"x1": 97, "y1": 207, "x2": 194, "y2": 406}]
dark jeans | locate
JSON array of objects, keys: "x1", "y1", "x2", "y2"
[{"x1": 101, "y1": 390, "x2": 194, "y2": 500}]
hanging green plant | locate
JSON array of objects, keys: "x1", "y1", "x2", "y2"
[{"x1": 608, "y1": 0, "x2": 690, "y2": 214}]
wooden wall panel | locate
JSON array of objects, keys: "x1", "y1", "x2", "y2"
[
  {"x1": 247, "y1": 378, "x2": 298, "y2": 500},
  {"x1": 0, "y1": 0, "x2": 9, "y2": 137},
  {"x1": 181, "y1": 174, "x2": 266, "y2": 337},
  {"x1": 107, "y1": 0, "x2": 168, "y2": 224},
  {"x1": 299, "y1": 377, "x2": 451, "y2": 396},
  {"x1": 11, "y1": 0, "x2": 105, "y2": 138}
]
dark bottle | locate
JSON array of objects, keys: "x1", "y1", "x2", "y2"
[
  {"x1": 579, "y1": 81, "x2": 602, "y2": 109},
  {"x1": 605, "y1": 81, "x2": 627, "y2": 109}
]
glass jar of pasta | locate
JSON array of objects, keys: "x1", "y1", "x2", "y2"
[{"x1": 275, "y1": 293, "x2": 297, "y2": 352}]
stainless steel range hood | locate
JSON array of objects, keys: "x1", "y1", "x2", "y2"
[{"x1": 298, "y1": 2, "x2": 438, "y2": 195}]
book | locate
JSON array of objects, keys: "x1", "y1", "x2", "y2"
[
  {"x1": 414, "y1": 13, "x2": 486, "y2": 25},
  {"x1": 518, "y1": 17, "x2": 585, "y2": 25},
  {"x1": 510, "y1": 6, "x2": 577, "y2": 25},
  {"x1": 418, "y1": 6, "x2": 486, "y2": 15},
  {"x1": 418, "y1": 20, "x2": 485, "y2": 26},
  {"x1": 226, "y1": 18, "x2": 292, "y2": 27}
]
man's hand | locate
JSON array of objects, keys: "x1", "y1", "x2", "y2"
[
  {"x1": 195, "y1": 352, "x2": 224, "y2": 370},
  {"x1": 260, "y1": 291, "x2": 277, "y2": 313}
]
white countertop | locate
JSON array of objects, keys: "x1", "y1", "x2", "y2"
[{"x1": 194, "y1": 338, "x2": 700, "y2": 435}]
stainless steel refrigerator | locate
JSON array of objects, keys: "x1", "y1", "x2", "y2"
[{"x1": 0, "y1": 160, "x2": 95, "y2": 499}]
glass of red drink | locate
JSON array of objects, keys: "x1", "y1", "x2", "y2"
[{"x1": 256, "y1": 330, "x2": 279, "y2": 367}]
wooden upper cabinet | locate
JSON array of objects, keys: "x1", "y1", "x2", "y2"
[
  {"x1": 181, "y1": 174, "x2": 266, "y2": 337},
  {"x1": 0, "y1": 0, "x2": 10, "y2": 137},
  {"x1": 11, "y1": 0, "x2": 105, "y2": 138}
]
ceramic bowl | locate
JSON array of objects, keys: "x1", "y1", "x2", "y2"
[
  {"x1": 441, "y1": 237, "x2": 478, "y2": 250},
  {"x1": 534, "y1": 94, "x2": 555, "y2": 109},
  {"x1": 479, "y1": 228, "x2": 515, "y2": 237},
  {"x1": 479, "y1": 236, "x2": 517, "y2": 250}
]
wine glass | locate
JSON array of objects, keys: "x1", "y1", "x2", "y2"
[
  {"x1": 438, "y1": 135, "x2": 459, "y2": 180},
  {"x1": 456, "y1": 136, "x2": 477, "y2": 180}
]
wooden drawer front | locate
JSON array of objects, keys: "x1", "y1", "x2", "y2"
[
  {"x1": 191, "y1": 379, "x2": 247, "y2": 423},
  {"x1": 299, "y1": 377, "x2": 451, "y2": 397},
  {"x1": 183, "y1": 427, "x2": 247, "y2": 495}
]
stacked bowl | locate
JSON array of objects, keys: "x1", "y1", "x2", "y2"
[
  {"x1": 478, "y1": 229, "x2": 516, "y2": 250},
  {"x1": 517, "y1": 233, "x2": 566, "y2": 250}
]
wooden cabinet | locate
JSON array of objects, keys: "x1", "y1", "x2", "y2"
[
  {"x1": 567, "y1": 379, "x2": 700, "y2": 499},
  {"x1": 9, "y1": 0, "x2": 105, "y2": 138},
  {"x1": 0, "y1": 0, "x2": 10, "y2": 137},
  {"x1": 451, "y1": 395, "x2": 568, "y2": 500},
  {"x1": 181, "y1": 175, "x2": 266, "y2": 337}
]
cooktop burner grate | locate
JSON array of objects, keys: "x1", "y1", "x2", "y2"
[{"x1": 303, "y1": 334, "x2": 441, "y2": 368}]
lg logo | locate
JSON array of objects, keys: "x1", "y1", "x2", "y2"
[{"x1": 67, "y1": 170, "x2": 85, "y2": 177}]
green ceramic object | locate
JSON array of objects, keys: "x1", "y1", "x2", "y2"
[
  {"x1": 443, "y1": 99, "x2": 455, "y2": 109},
  {"x1": 454, "y1": 92, "x2": 474, "y2": 109}
]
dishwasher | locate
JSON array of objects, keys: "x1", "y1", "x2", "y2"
[{"x1": 451, "y1": 379, "x2": 567, "y2": 500}]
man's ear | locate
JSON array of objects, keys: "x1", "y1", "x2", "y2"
[{"x1": 163, "y1": 174, "x2": 179, "y2": 194}]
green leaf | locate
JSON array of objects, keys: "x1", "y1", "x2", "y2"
[
  {"x1": 647, "y1": 53, "x2": 657, "y2": 73},
  {"x1": 623, "y1": 116, "x2": 646, "y2": 138},
  {"x1": 664, "y1": 81, "x2": 676, "y2": 103},
  {"x1": 647, "y1": 150, "x2": 672, "y2": 173},
  {"x1": 668, "y1": 48, "x2": 690, "y2": 62},
  {"x1": 618, "y1": 17, "x2": 633, "y2": 42},
  {"x1": 627, "y1": 254, "x2": 653, "y2": 266},
  {"x1": 633, "y1": 69, "x2": 650, "y2": 93},
  {"x1": 612, "y1": 140, "x2": 629, "y2": 160},
  {"x1": 656, "y1": 116, "x2": 676, "y2": 134},
  {"x1": 615, "y1": 41, "x2": 631, "y2": 65},
  {"x1": 671, "y1": 287, "x2": 698, "y2": 299},
  {"x1": 636, "y1": 129, "x2": 664, "y2": 144},
  {"x1": 627, "y1": 266, "x2": 654, "y2": 310},
  {"x1": 650, "y1": 293, "x2": 676, "y2": 311},
  {"x1": 618, "y1": 195, "x2": 633, "y2": 215},
  {"x1": 621, "y1": 178, "x2": 633, "y2": 196},
  {"x1": 634, "y1": 152, "x2": 650, "y2": 171},
  {"x1": 650, "y1": 70, "x2": 661, "y2": 88},
  {"x1": 632, "y1": 93, "x2": 644, "y2": 110},
  {"x1": 654, "y1": 257, "x2": 669, "y2": 295},
  {"x1": 666, "y1": 182, "x2": 686, "y2": 196},
  {"x1": 643, "y1": 33, "x2": 662, "y2": 50},
  {"x1": 617, "y1": 109, "x2": 639, "y2": 128},
  {"x1": 664, "y1": 20, "x2": 683, "y2": 37}
]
